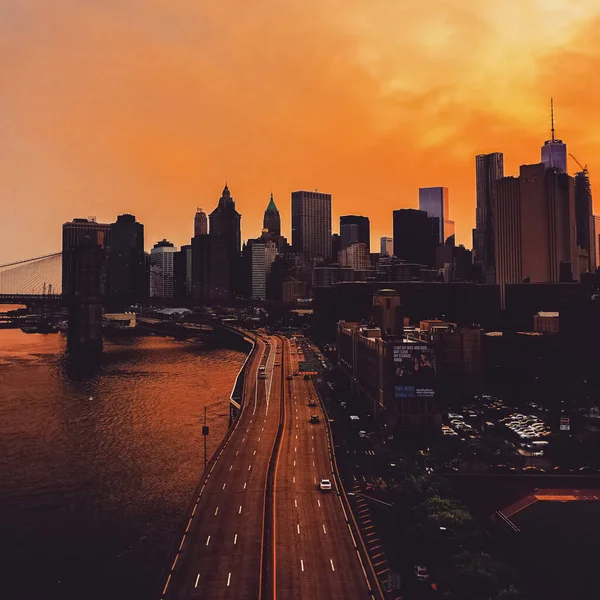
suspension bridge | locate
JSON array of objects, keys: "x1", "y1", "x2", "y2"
[{"x1": 0, "y1": 252, "x2": 62, "y2": 303}]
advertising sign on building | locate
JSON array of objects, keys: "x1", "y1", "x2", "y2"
[{"x1": 393, "y1": 343, "x2": 436, "y2": 399}]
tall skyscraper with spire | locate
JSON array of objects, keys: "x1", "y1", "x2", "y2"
[
  {"x1": 208, "y1": 184, "x2": 241, "y2": 300},
  {"x1": 194, "y1": 208, "x2": 208, "y2": 236},
  {"x1": 263, "y1": 193, "x2": 281, "y2": 236},
  {"x1": 541, "y1": 98, "x2": 567, "y2": 173}
]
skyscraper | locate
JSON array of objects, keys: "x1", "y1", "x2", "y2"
[
  {"x1": 194, "y1": 208, "x2": 208, "y2": 236},
  {"x1": 493, "y1": 163, "x2": 578, "y2": 289},
  {"x1": 541, "y1": 99, "x2": 567, "y2": 173},
  {"x1": 340, "y1": 215, "x2": 370, "y2": 251},
  {"x1": 473, "y1": 152, "x2": 504, "y2": 279},
  {"x1": 62, "y1": 217, "x2": 111, "y2": 296},
  {"x1": 107, "y1": 214, "x2": 145, "y2": 307},
  {"x1": 263, "y1": 193, "x2": 281, "y2": 237},
  {"x1": 380, "y1": 236, "x2": 393, "y2": 256},
  {"x1": 418, "y1": 187, "x2": 453, "y2": 245},
  {"x1": 592, "y1": 215, "x2": 600, "y2": 271},
  {"x1": 150, "y1": 239, "x2": 176, "y2": 298},
  {"x1": 574, "y1": 169, "x2": 593, "y2": 272},
  {"x1": 209, "y1": 184, "x2": 241, "y2": 300},
  {"x1": 392, "y1": 209, "x2": 439, "y2": 267},
  {"x1": 174, "y1": 244, "x2": 192, "y2": 299},
  {"x1": 191, "y1": 234, "x2": 210, "y2": 302},
  {"x1": 291, "y1": 190, "x2": 332, "y2": 261}
]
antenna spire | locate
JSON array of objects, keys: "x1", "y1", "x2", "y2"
[{"x1": 551, "y1": 97, "x2": 555, "y2": 142}]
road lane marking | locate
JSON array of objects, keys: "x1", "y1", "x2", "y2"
[
  {"x1": 191, "y1": 505, "x2": 197, "y2": 517},
  {"x1": 239, "y1": 505, "x2": 243, "y2": 514},
  {"x1": 293, "y1": 460, "x2": 296, "y2": 466},
  {"x1": 242, "y1": 437, "x2": 245, "y2": 442},
  {"x1": 313, "y1": 477, "x2": 317, "y2": 484},
  {"x1": 262, "y1": 427, "x2": 264, "y2": 431},
  {"x1": 214, "y1": 507, "x2": 219, "y2": 516},
  {"x1": 171, "y1": 554, "x2": 179, "y2": 570},
  {"x1": 229, "y1": 465, "x2": 233, "y2": 471},
  {"x1": 317, "y1": 499, "x2": 321, "y2": 507},
  {"x1": 297, "y1": 524, "x2": 300, "y2": 534},
  {"x1": 162, "y1": 574, "x2": 172, "y2": 595},
  {"x1": 186, "y1": 518, "x2": 193, "y2": 532},
  {"x1": 246, "y1": 428, "x2": 249, "y2": 433},
  {"x1": 248, "y1": 465, "x2": 252, "y2": 471},
  {"x1": 236, "y1": 450, "x2": 239, "y2": 456},
  {"x1": 295, "y1": 499, "x2": 297, "y2": 507},
  {"x1": 206, "y1": 535, "x2": 211, "y2": 546},
  {"x1": 293, "y1": 476, "x2": 296, "y2": 483},
  {"x1": 300, "y1": 559, "x2": 305, "y2": 572},
  {"x1": 294, "y1": 446, "x2": 297, "y2": 452},
  {"x1": 323, "y1": 524, "x2": 327, "y2": 534},
  {"x1": 195, "y1": 574, "x2": 200, "y2": 588},
  {"x1": 234, "y1": 534, "x2": 238, "y2": 545},
  {"x1": 312, "y1": 461, "x2": 315, "y2": 467},
  {"x1": 330, "y1": 559, "x2": 335, "y2": 571},
  {"x1": 253, "y1": 450, "x2": 256, "y2": 455},
  {"x1": 223, "y1": 483, "x2": 227, "y2": 490},
  {"x1": 227, "y1": 572, "x2": 232, "y2": 587},
  {"x1": 244, "y1": 482, "x2": 247, "y2": 489},
  {"x1": 258, "y1": 437, "x2": 261, "y2": 441}
]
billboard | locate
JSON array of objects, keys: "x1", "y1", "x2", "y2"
[{"x1": 393, "y1": 343, "x2": 436, "y2": 399}]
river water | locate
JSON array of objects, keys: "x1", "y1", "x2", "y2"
[{"x1": 0, "y1": 328, "x2": 246, "y2": 600}]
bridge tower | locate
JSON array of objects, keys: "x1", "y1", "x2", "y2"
[{"x1": 67, "y1": 241, "x2": 104, "y2": 353}]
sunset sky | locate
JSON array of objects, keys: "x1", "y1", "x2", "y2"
[{"x1": 2, "y1": 0, "x2": 600, "y2": 263}]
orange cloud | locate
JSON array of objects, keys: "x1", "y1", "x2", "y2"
[{"x1": 1, "y1": 0, "x2": 600, "y2": 263}]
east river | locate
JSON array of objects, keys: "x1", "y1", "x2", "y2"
[{"x1": 0, "y1": 326, "x2": 246, "y2": 600}]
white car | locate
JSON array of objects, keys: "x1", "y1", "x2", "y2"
[
  {"x1": 319, "y1": 479, "x2": 332, "y2": 491},
  {"x1": 415, "y1": 566, "x2": 429, "y2": 581}
]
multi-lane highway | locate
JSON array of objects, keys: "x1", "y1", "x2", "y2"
[
  {"x1": 274, "y1": 337, "x2": 374, "y2": 599},
  {"x1": 161, "y1": 332, "x2": 377, "y2": 600},
  {"x1": 162, "y1": 333, "x2": 282, "y2": 600}
]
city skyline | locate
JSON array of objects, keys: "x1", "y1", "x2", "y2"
[{"x1": 3, "y1": 2, "x2": 600, "y2": 262}]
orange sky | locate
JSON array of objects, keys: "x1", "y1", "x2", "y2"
[{"x1": 2, "y1": 0, "x2": 600, "y2": 263}]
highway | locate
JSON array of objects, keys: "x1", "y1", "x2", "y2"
[
  {"x1": 162, "y1": 333, "x2": 282, "y2": 600},
  {"x1": 274, "y1": 337, "x2": 374, "y2": 599}
]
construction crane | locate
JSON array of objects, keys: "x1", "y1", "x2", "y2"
[{"x1": 569, "y1": 153, "x2": 588, "y2": 174}]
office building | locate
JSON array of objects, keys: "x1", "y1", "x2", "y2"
[
  {"x1": 574, "y1": 169, "x2": 593, "y2": 272},
  {"x1": 174, "y1": 244, "x2": 192, "y2": 299},
  {"x1": 251, "y1": 243, "x2": 267, "y2": 300},
  {"x1": 150, "y1": 239, "x2": 176, "y2": 298},
  {"x1": 338, "y1": 242, "x2": 371, "y2": 271},
  {"x1": 191, "y1": 234, "x2": 210, "y2": 302},
  {"x1": 473, "y1": 152, "x2": 504, "y2": 280},
  {"x1": 419, "y1": 187, "x2": 454, "y2": 245},
  {"x1": 380, "y1": 236, "x2": 393, "y2": 257},
  {"x1": 107, "y1": 214, "x2": 145, "y2": 306},
  {"x1": 493, "y1": 164, "x2": 578, "y2": 302},
  {"x1": 340, "y1": 215, "x2": 370, "y2": 251},
  {"x1": 541, "y1": 99, "x2": 567, "y2": 173},
  {"x1": 263, "y1": 193, "x2": 281, "y2": 237},
  {"x1": 194, "y1": 208, "x2": 208, "y2": 236},
  {"x1": 291, "y1": 190, "x2": 332, "y2": 261},
  {"x1": 392, "y1": 209, "x2": 439, "y2": 267},
  {"x1": 62, "y1": 217, "x2": 111, "y2": 296},
  {"x1": 593, "y1": 216, "x2": 600, "y2": 270},
  {"x1": 209, "y1": 184, "x2": 241, "y2": 300}
]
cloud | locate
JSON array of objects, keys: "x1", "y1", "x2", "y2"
[{"x1": 1, "y1": 0, "x2": 600, "y2": 264}]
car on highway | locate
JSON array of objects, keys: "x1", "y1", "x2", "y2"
[
  {"x1": 308, "y1": 400, "x2": 317, "y2": 407},
  {"x1": 319, "y1": 479, "x2": 332, "y2": 491},
  {"x1": 275, "y1": 362, "x2": 280, "y2": 366},
  {"x1": 303, "y1": 374, "x2": 310, "y2": 380},
  {"x1": 358, "y1": 430, "x2": 367, "y2": 438},
  {"x1": 310, "y1": 415, "x2": 320, "y2": 423},
  {"x1": 415, "y1": 566, "x2": 429, "y2": 581},
  {"x1": 286, "y1": 375, "x2": 293, "y2": 380}
]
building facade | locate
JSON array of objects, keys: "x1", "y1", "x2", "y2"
[
  {"x1": 263, "y1": 193, "x2": 281, "y2": 237},
  {"x1": 209, "y1": 185, "x2": 241, "y2": 300},
  {"x1": 191, "y1": 234, "x2": 210, "y2": 302},
  {"x1": 62, "y1": 218, "x2": 111, "y2": 296},
  {"x1": 107, "y1": 214, "x2": 145, "y2": 307},
  {"x1": 593, "y1": 215, "x2": 600, "y2": 270},
  {"x1": 340, "y1": 215, "x2": 370, "y2": 251},
  {"x1": 338, "y1": 242, "x2": 371, "y2": 271},
  {"x1": 291, "y1": 190, "x2": 332, "y2": 262},
  {"x1": 380, "y1": 236, "x2": 393, "y2": 256},
  {"x1": 194, "y1": 208, "x2": 208, "y2": 236},
  {"x1": 149, "y1": 239, "x2": 176, "y2": 298},
  {"x1": 473, "y1": 152, "x2": 504, "y2": 281},
  {"x1": 392, "y1": 209, "x2": 439, "y2": 267},
  {"x1": 574, "y1": 170, "x2": 593, "y2": 272},
  {"x1": 419, "y1": 187, "x2": 454, "y2": 245}
]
